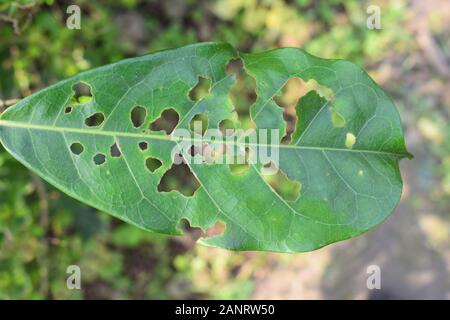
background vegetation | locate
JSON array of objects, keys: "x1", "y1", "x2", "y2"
[{"x1": 0, "y1": 0, "x2": 449, "y2": 299}]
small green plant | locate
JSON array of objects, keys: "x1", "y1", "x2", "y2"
[{"x1": 0, "y1": 43, "x2": 411, "y2": 253}]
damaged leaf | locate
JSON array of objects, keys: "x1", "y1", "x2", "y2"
[{"x1": 0, "y1": 43, "x2": 411, "y2": 252}]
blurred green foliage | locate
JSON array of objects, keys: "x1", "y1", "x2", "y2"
[{"x1": 0, "y1": 0, "x2": 449, "y2": 299}]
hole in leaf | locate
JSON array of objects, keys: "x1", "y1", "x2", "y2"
[
  {"x1": 71, "y1": 81, "x2": 93, "y2": 104},
  {"x1": 177, "y1": 219, "x2": 226, "y2": 242},
  {"x1": 187, "y1": 144, "x2": 202, "y2": 157},
  {"x1": 65, "y1": 106, "x2": 72, "y2": 114},
  {"x1": 69, "y1": 142, "x2": 84, "y2": 155},
  {"x1": 110, "y1": 142, "x2": 122, "y2": 157},
  {"x1": 84, "y1": 112, "x2": 105, "y2": 127},
  {"x1": 157, "y1": 161, "x2": 200, "y2": 196},
  {"x1": 225, "y1": 58, "x2": 241, "y2": 75},
  {"x1": 138, "y1": 141, "x2": 148, "y2": 151},
  {"x1": 272, "y1": 78, "x2": 336, "y2": 143},
  {"x1": 93, "y1": 153, "x2": 106, "y2": 165},
  {"x1": 274, "y1": 78, "x2": 309, "y2": 144},
  {"x1": 345, "y1": 132, "x2": 356, "y2": 149},
  {"x1": 189, "y1": 113, "x2": 209, "y2": 136},
  {"x1": 262, "y1": 162, "x2": 301, "y2": 202},
  {"x1": 306, "y1": 79, "x2": 335, "y2": 101},
  {"x1": 145, "y1": 157, "x2": 162, "y2": 173},
  {"x1": 177, "y1": 218, "x2": 204, "y2": 241},
  {"x1": 219, "y1": 119, "x2": 236, "y2": 136},
  {"x1": 130, "y1": 105, "x2": 147, "y2": 128},
  {"x1": 189, "y1": 76, "x2": 211, "y2": 101},
  {"x1": 149, "y1": 108, "x2": 179, "y2": 135},
  {"x1": 226, "y1": 58, "x2": 256, "y2": 130}
]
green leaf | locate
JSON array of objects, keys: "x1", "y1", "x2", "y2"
[{"x1": 0, "y1": 43, "x2": 412, "y2": 252}]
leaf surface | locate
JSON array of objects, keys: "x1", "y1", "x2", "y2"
[{"x1": 0, "y1": 43, "x2": 411, "y2": 252}]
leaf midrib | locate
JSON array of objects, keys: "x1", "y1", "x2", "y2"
[{"x1": 0, "y1": 119, "x2": 408, "y2": 157}]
